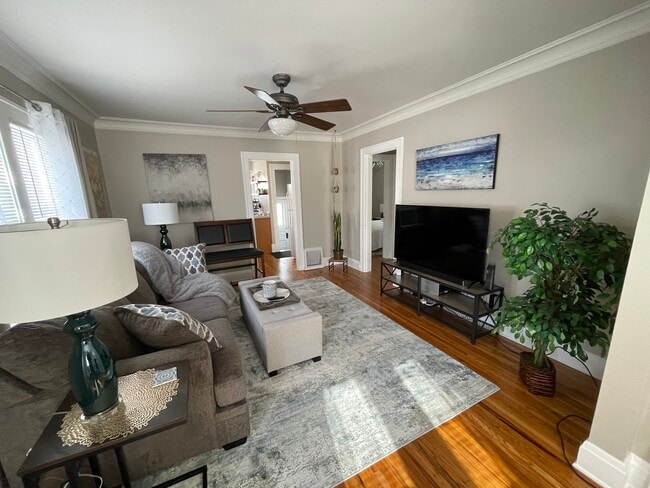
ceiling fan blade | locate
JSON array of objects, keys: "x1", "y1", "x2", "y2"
[
  {"x1": 295, "y1": 114, "x2": 336, "y2": 131},
  {"x1": 206, "y1": 109, "x2": 273, "y2": 113},
  {"x1": 244, "y1": 86, "x2": 279, "y2": 108},
  {"x1": 297, "y1": 99, "x2": 351, "y2": 114},
  {"x1": 258, "y1": 116, "x2": 274, "y2": 132}
]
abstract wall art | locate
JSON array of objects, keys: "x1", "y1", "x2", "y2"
[
  {"x1": 143, "y1": 153, "x2": 214, "y2": 222},
  {"x1": 416, "y1": 134, "x2": 500, "y2": 190}
]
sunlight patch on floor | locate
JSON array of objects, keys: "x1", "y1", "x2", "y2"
[{"x1": 323, "y1": 378, "x2": 396, "y2": 472}]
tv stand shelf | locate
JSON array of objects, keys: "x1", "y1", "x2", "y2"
[{"x1": 380, "y1": 258, "x2": 504, "y2": 344}]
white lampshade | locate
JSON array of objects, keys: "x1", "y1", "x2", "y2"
[
  {"x1": 142, "y1": 202, "x2": 179, "y2": 225},
  {"x1": 268, "y1": 117, "x2": 297, "y2": 136},
  {"x1": 0, "y1": 219, "x2": 138, "y2": 324}
]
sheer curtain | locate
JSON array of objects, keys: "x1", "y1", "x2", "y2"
[{"x1": 26, "y1": 102, "x2": 88, "y2": 220}]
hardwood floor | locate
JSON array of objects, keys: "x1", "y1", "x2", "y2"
[{"x1": 264, "y1": 254, "x2": 599, "y2": 487}]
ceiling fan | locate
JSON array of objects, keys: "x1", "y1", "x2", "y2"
[{"x1": 206, "y1": 73, "x2": 351, "y2": 135}]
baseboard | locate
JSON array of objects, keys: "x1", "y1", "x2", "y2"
[
  {"x1": 348, "y1": 258, "x2": 362, "y2": 271},
  {"x1": 574, "y1": 441, "x2": 650, "y2": 488}
]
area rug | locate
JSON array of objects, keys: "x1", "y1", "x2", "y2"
[
  {"x1": 271, "y1": 250, "x2": 292, "y2": 259},
  {"x1": 138, "y1": 277, "x2": 498, "y2": 488}
]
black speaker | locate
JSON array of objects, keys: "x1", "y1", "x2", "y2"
[{"x1": 484, "y1": 264, "x2": 496, "y2": 290}]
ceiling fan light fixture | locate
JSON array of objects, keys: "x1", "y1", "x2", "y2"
[{"x1": 268, "y1": 117, "x2": 297, "y2": 136}]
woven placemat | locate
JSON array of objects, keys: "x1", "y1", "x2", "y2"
[
  {"x1": 57, "y1": 369, "x2": 179, "y2": 447},
  {"x1": 248, "y1": 281, "x2": 301, "y2": 310}
]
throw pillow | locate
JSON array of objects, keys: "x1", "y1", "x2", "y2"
[
  {"x1": 114, "y1": 304, "x2": 221, "y2": 352},
  {"x1": 164, "y1": 243, "x2": 207, "y2": 274}
]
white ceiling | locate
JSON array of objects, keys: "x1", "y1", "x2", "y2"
[{"x1": 0, "y1": 1, "x2": 645, "y2": 132}]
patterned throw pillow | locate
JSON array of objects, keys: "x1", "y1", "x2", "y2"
[
  {"x1": 114, "y1": 304, "x2": 221, "y2": 352},
  {"x1": 164, "y1": 243, "x2": 207, "y2": 274}
]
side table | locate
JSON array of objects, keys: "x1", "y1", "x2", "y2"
[
  {"x1": 328, "y1": 256, "x2": 348, "y2": 272},
  {"x1": 17, "y1": 362, "x2": 206, "y2": 488}
]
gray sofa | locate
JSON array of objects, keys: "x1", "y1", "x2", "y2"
[{"x1": 0, "y1": 261, "x2": 249, "y2": 487}]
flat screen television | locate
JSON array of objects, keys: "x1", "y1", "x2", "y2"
[{"x1": 394, "y1": 204, "x2": 490, "y2": 284}]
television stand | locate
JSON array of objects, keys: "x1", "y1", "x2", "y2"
[{"x1": 380, "y1": 258, "x2": 504, "y2": 344}]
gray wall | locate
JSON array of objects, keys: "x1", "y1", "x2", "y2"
[
  {"x1": 343, "y1": 33, "x2": 650, "y2": 286},
  {"x1": 95, "y1": 129, "x2": 331, "y2": 250}
]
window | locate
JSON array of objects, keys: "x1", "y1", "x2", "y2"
[
  {"x1": 0, "y1": 98, "x2": 88, "y2": 224},
  {"x1": 0, "y1": 137, "x2": 21, "y2": 224}
]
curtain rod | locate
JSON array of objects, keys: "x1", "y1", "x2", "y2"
[{"x1": 0, "y1": 82, "x2": 42, "y2": 111}]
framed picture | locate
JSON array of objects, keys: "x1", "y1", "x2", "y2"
[
  {"x1": 416, "y1": 134, "x2": 500, "y2": 190},
  {"x1": 143, "y1": 153, "x2": 214, "y2": 222}
]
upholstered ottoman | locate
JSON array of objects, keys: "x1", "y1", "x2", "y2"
[{"x1": 238, "y1": 276, "x2": 322, "y2": 376}]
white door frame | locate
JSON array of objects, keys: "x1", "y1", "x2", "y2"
[
  {"x1": 241, "y1": 151, "x2": 306, "y2": 269},
  {"x1": 359, "y1": 137, "x2": 404, "y2": 272}
]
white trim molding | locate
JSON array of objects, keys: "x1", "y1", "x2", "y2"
[
  {"x1": 340, "y1": 2, "x2": 650, "y2": 142},
  {"x1": 359, "y1": 137, "x2": 404, "y2": 272},
  {"x1": 95, "y1": 117, "x2": 333, "y2": 142},
  {"x1": 575, "y1": 441, "x2": 650, "y2": 488}
]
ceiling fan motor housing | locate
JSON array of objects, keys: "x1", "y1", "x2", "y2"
[{"x1": 267, "y1": 73, "x2": 300, "y2": 114}]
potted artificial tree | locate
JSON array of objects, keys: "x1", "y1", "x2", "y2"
[
  {"x1": 333, "y1": 211, "x2": 344, "y2": 259},
  {"x1": 492, "y1": 203, "x2": 631, "y2": 396}
]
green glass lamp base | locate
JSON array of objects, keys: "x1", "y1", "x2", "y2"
[
  {"x1": 159, "y1": 224, "x2": 172, "y2": 250},
  {"x1": 64, "y1": 311, "x2": 118, "y2": 418}
]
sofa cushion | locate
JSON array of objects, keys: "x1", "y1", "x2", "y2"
[
  {"x1": 171, "y1": 296, "x2": 228, "y2": 323},
  {"x1": 204, "y1": 318, "x2": 246, "y2": 407},
  {"x1": 0, "y1": 299, "x2": 142, "y2": 392},
  {"x1": 164, "y1": 243, "x2": 208, "y2": 274},
  {"x1": 115, "y1": 304, "x2": 222, "y2": 352},
  {"x1": 126, "y1": 270, "x2": 158, "y2": 305}
]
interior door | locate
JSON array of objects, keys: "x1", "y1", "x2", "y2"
[
  {"x1": 275, "y1": 197, "x2": 291, "y2": 251},
  {"x1": 286, "y1": 183, "x2": 296, "y2": 254}
]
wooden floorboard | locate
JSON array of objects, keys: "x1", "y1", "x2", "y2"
[{"x1": 264, "y1": 254, "x2": 599, "y2": 487}]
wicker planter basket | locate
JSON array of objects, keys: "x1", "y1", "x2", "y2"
[{"x1": 519, "y1": 352, "x2": 556, "y2": 397}]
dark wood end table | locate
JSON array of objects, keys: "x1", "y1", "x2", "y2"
[{"x1": 17, "y1": 362, "x2": 205, "y2": 488}]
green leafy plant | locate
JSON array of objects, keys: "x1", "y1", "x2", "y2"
[
  {"x1": 333, "y1": 211, "x2": 342, "y2": 252},
  {"x1": 492, "y1": 203, "x2": 631, "y2": 369}
]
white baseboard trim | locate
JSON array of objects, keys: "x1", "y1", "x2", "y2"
[
  {"x1": 348, "y1": 258, "x2": 362, "y2": 271},
  {"x1": 574, "y1": 441, "x2": 650, "y2": 488}
]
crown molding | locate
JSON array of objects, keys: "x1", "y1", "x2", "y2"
[
  {"x1": 0, "y1": 31, "x2": 98, "y2": 126},
  {"x1": 340, "y1": 2, "x2": 650, "y2": 142},
  {"x1": 94, "y1": 116, "x2": 334, "y2": 142}
]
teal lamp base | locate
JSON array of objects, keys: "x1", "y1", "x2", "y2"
[{"x1": 64, "y1": 311, "x2": 118, "y2": 417}]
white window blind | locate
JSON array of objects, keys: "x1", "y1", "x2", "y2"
[
  {"x1": 10, "y1": 123, "x2": 59, "y2": 221},
  {"x1": 0, "y1": 134, "x2": 22, "y2": 224}
]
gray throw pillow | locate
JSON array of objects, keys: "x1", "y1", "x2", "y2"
[
  {"x1": 164, "y1": 243, "x2": 207, "y2": 274},
  {"x1": 114, "y1": 304, "x2": 221, "y2": 352}
]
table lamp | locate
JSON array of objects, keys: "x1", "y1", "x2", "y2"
[
  {"x1": 142, "y1": 202, "x2": 180, "y2": 250},
  {"x1": 0, "y1": 218, "x2": 137, "y2": 418}
]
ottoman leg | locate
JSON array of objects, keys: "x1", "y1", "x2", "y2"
[
  {"x1": 313, "y1": 356, "x2": 321, "y2": 362},
  {"x1": 268, "y1": 370, "x2": 278, "y2": 377}
]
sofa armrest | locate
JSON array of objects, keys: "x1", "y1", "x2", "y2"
[{"x1": 116, "y1": 340, "x2": 213, "y2": 377}]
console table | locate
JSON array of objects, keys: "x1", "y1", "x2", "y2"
[{"x1": 380, "y1": 258, "x2": 504, "y2": 344}]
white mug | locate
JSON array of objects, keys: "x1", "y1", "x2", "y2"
[{"x1": 262, "y1": 280, "x2": 278, "y2": 298}]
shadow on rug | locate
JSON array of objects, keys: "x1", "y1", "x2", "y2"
[{"x1": 138, "y1": 277, "x2": 498, "y2": 487}]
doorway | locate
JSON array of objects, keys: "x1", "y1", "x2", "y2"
[
  {"x1": 268, "y1": 162, "x2": 292, "y2": 253},
  {"x1": 359, "y1": 137, "x2": 404, "y2": 273},
  {"x1": 240, "y1": 151, "x2": 306, "y2": 270}
]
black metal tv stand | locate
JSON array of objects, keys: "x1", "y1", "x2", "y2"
[{"x1": 380, "y1": 258, "x2": 504, "y2": 344}]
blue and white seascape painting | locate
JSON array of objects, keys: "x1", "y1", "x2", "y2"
[{"x1": 416, "y1": 134, "x2": 500, "y2": 190}]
